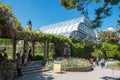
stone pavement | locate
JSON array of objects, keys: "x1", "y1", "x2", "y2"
[
  {"x1": 16, "y1": 62, "x2": 120, "y2": 80},
  {"x1": 47, "y1": 66, "x2": 120, "y2": 80}
]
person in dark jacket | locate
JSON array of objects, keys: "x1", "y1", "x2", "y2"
[
  {"x1": 28, "y1": 49, "x2": 33, "y2": 61},
  {"x1": 16, "y1": 53, "x2": 22, "y2": 76}
]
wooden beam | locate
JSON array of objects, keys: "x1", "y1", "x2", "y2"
[{"x1": 43, "y1": 40, "x2": 48, "y2": 62}]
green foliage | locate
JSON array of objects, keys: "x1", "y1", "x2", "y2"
[
  {"x1": 103, "y1": 43, "x2": 120, "y2": 58},
  {"x1": 48, "y1": 52, "x2": 55, "y2": 59},
  {"x1": 91, "y1": 46, "x2": 105, "y2": 59},
  {"x1": 61, "y1": 0, "x2": 76, "y2": 10},
  {"x1": 54, "y1": 41, "x2": 65, "y2": 57},
  {"x1": 24, "y1": 29, "x2": 39, "y2": 35},
  {"x1": 32, "y1": 54, "x2": 43, "y2": 60},
  {"x1": 71, "y1": 41, "x2": 93, "y2": 58},
  {"x1": 97, "y1": 31, "x2": 119, "y2": 43},
  {"x1": 41, "y1": 34, "x2": 71, "y2": 57},
  {"x1": 71, "y1": 42, "x2": 84, "y2": 57},
  {"x1": 35, "y1": 42, "x2": 44, "y2": 54},
  {"x1": 48, "y1": 43, "x2": 55, "y2": 59},
  {"x1": 83, "y1": 45, "x2": 93, "y2": 58},
  {"x1": 92, "y1": 43, "x2": 120, "y2": 59},
  {"x1": 0, "y1": 2, "x2": 12, "y2": 12},
  {"x1": 0, "y1": 39, "x2": 12, "y2": 45},
  {"x1": 13, "y1": 16, "x2": 23, "y2": 31}
]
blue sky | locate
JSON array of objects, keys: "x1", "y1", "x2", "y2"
[{"x1": 1, "y1": 0, "x2": 120, "y2": 31}]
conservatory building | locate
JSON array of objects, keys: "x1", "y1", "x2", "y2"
[{"x1": 39, "y1": 17, "x2": 97, "y2": 42}]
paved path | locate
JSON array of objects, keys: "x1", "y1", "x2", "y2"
[
  {"x1": 16, "y1": 62, "x2": 120, "y2": 80},
  {"x1": 47, "y1": 66, "x2": 120, "y2": 80}
]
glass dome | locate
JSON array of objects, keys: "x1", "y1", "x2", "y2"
[{"x1": 39, "y1": 17, "x2": 97, "y2": 42}]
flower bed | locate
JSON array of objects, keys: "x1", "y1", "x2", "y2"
[
  {"x1": 62, "y1": 66, "x2": 92, "y2": 72},
  {"x1": 106, "y1": 61, "x2": 120, "y2": 70},
  {"x1": 46, "y1": 58, "x2": 92, "y2": 72}
]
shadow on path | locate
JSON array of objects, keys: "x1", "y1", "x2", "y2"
[
  {"x1": 16, "y1": 72, "x2": 54, "y2": 80},
  {"x1": 101, "y1": 76, "x2": 120, "y2": 80}
]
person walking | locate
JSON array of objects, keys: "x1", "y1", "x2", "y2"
[
  {"x1": 0, "y1": 54, "x2": 3, "y2": 63},
  {"x1": 96, "y1": 58, "x2": 99, "y2": 66},
  {"x1": 21, "y1": 50, "x2": 27, "y2": 65},
  {"x1": 100, "y1": 58, "x2": 106, "y2": 68}
]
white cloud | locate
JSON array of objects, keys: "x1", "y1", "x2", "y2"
[{"x1": 107, "y1": 27, "x2": 115, "y2": 32}]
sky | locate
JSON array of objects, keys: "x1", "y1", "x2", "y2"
[{"x1": 0, "y1": 0, "x2": 120, "y2": 31}]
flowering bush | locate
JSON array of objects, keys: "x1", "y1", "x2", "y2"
[
  {"x1": 61, "y1": 58, "x2": 91, "y2": 68},
  {"x1": 106, "y1": 61, "x2": 120, "y2": 70},
  {"x1": 46, "y1": 58, "x2": 92, "y2": 71}
]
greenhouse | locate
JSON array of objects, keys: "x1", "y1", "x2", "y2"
[{"x1": 39, "y1": 17, "x2": 97, "y2": 42}]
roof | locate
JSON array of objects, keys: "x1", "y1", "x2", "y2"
[{"x1": 39, "y1": 17, "x2": 92, "y2": 37}]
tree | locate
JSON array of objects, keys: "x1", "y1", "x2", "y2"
[
  {"x1": 97, "y1": 30, "x2": 119, "y2": 43},
  {"x1": 60, "y1": 0, "x2": 120, "y2": 29},
  {"x1": 92, "y1": 42, "x2": 120, "y2": 59},
  {"x1": 102, "y1": 43, "x2": 120, "y2": 58},
  {"x1": 115, "y1": 19, "x2": 120, "y2": 37}
]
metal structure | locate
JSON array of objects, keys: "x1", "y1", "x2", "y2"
[{"x1": 40, "y1": 17, "x2": 97, "y2": 42}]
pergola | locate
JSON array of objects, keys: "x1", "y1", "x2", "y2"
[{"x1": 0, "y1": 4, "x2": 71, "y2": 62}]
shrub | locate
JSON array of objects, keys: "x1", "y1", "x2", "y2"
[
  {"x1": 32, "y1": 55, "x2": 43, "y2": 60},
  {"x1": 71, "y1": 43, "x2": 84, "y2": 57},
  {"x1": 91, "y1": 49, "x2": 105, "y2": 59},
  {"x1": 103, "y1": 43, "x2": 120, "y2": 58},
  {"x1": 71, "y1": 42, "x2": 93, "y2": 59},
  {"x1": 0, "y1": 61, "x2": 15, "y2": 80}
]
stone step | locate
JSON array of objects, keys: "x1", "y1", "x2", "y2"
[
  {"x1": 21, "y1": 64, "x2": 43, "y2": 70},
  {"x1": 22, "y1": 67, "x2": 45, "y2": 72},
  {"x1": 15, "y1": 63, "x2": 49, "y2": 75},
  {"x1": 22, "y1": 67, "x2": 50, "y2": 75},
  {"x1": 15, "y1": 64, "x2": 43, "y2": 72},
  {"x1": 15, "y1": 60, "x2": 49, "y2": 75}
]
